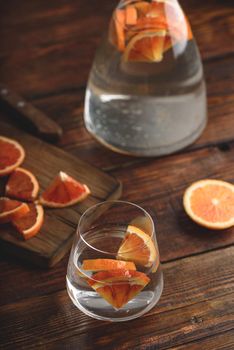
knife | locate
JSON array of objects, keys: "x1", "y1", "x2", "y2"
[{"x1": 0, "y1": 83, "x2": 63, "y2": 142}]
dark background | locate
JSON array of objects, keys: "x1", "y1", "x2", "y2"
[{"x1": 0, "y1": 1, "x2": 234, "y2": 349}]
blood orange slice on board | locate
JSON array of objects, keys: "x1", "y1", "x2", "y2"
[
  {"x1": 6, "y1": 167, "x2": 39, "y2": 201},
  {"x1": 12, "y1": 203, "x2": 44, "y2": 240},
  {"x1": 183, "y1": 179, "x2": 234, "y2": 230},
  {"x1": 82, "y1": 259, "x2": 136, "y2": 272},
  {"x1": 39, "y1": 171, "x2": 90, "y2": 208},
  {"x1": 0, "y1": 197, "x2": 29, "y2": 224},
  {"x1": 88, "y1": 269, "x2": 150, "y2": 309},
  {"x1": 0, "y1": 136, "x2": 25, "y2": 177},
  {"x1": 117, "y1": 225, "x2": 157, "y2": 268}
]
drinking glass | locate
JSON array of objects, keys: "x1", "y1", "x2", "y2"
[{"x1": 66, "y1": 200, "x2": 163, "y2": 322}]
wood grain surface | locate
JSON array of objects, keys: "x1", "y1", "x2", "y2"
[
  {"x1": 1, "y1": 248, "x2": 233, "y2": 349},
  {"x1": 0, "y1": 83, "x2": 63, "y2": 142},
  {"x1": 0, "y1": 122, "x2": 121, "y2": 267},
  {"x1": 0, "y1": 0, "x2": 233, "y2": 349}
]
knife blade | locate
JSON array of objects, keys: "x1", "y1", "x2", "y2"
[{"x1": 0, "y1": 83, "x2": 63, "y2": 142}]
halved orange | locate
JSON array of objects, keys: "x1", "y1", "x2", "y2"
[
  {"x1": 39, "y1": 171, "x2": 90, "y2": 208},
  {"x1": 6, "y1": 167, "x2": 39, "y2": 202},
  {"x1": 117, "y1": 225, "x2": 157, "y2": 268},
  {"x1": 123, "y1": 29, "x2": 166, "y2": 62},
  {"x1": 0, "y1": 136, "x2": 25, "y2": 177},
  {"x1": 183, "y1": 179, "x2": 234, "y2": 230},
  {"x1": 0, "y1": 197, "x2": 29, "y2": 224},
  {"x1": 12, "y1": 203, "x2": 44, "y2": 240},
  {"x1": 88, "y1": 269, "x2": 150, "y2": 309},
  {"x1": 82, "y1": 259, "x2": 136, "y2": 272}
]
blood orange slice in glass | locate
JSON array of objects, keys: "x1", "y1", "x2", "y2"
[
  {"x1": 88, "y1": 269, "x2": 150, "y2": 309},
  {"x1": 117, "y1": 225, "x2": 157, "y2": 268},
  {"x1": 82, "y1": 259, "x2": 136, "y2": 272}
]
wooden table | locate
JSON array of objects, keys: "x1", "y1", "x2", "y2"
[{"x1": 0, "y1": 1, "x2": 233, "y2": 349}]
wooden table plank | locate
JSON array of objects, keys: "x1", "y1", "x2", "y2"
[
  {"x1": 1, "y1": 247, "x2": 233, "y2": 348},
  {"x1": 81, "y1": 294, "x2": 233, "y2": 350},
  {"x1": 183, "y1": 0, "x2": 234, "y2": 60},
  {"x1": 170, "y1": 330, "x2": 234, "y2": 350},
  {"x1": 1, "y1": 54, "x2": 233, "y2": 171},
  {"x1": 0, "y1": 0, "x2": 232, "y2": 59},
  {"x1": 0, "y1": 122, "x2": 122, "y2": 267},
  {"x1": 0, "y1": 0, "x2": 233, "y2": 349},
  {"x1": 0, "y1": 1, "x2": 233, "y2": 99},
  {"x1": 0, "y1": 142, "x2": 233, "y2": 306},
  {"x1": 0, "y1": 255, "x2": 67, "y2": 307},
  {"x1": 1, "y1": 147, "x2": 233, "y2": 307},
  {"x1": 112, "y1": 145, "x2": 234, "y2": 261},
  {"x1": 59, "y1": 54, "x2": 234, "y2": 168},
  {"x1": 45, "y1": 295, "x2": 234, "y2": 350},
  {"x1": 0, "y1": 0, "x2": 233, "y2": 171}
]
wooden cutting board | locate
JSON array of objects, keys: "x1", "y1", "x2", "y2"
[{"x1": 0, "y1": 121, "x2": 122, "y2": 267}]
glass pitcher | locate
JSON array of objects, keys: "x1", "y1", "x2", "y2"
[{"x1": 84, "y1": 0, "x2": 207, "y2": 156}]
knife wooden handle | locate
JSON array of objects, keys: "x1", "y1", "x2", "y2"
[{"x1": 0, "y1": 84, "x2": 63, "y2": 142}]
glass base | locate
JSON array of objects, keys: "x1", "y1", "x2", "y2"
[
  {"x1": 66, "y1": 276, "x2": 164, "y2": 322},
  {"x1": 86, "y1": 116, "x2": 207, "y2": 157}
]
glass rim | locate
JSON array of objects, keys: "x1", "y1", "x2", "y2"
[{"x1": 78, "y1": 200, "x2": 155, "y2": 253}]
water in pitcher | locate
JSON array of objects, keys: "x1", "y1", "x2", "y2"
[{"x1": 84, "y1": 0, "x2": 207, "y2": 156}]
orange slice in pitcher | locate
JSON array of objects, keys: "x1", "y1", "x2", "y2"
[
  {"x1": 135, "y1": 2, "x2": 167, "y2": 27},
  {"x1": 6, "y1": 167, "x2": 39, "y2": 202},
  {"x1": 125, "y1": 6, "x2": 138, "y2": 25},
  {"x1": 82, "y1": 259, "x2": 136, "y2": 272},
  {"x1": 88, "y1": 269, "x2": 150, "y2": 309},
  {"x1": 117, "y1": 225, "x2": 157, "y2": 267},
  {"x1": 124, "y1": 29, "x2": 166, "y2": 62},
  {"x1": 183, "y1": 179, "x2": 234, "y2": 230},
  {"x1": 114, "y1": 9, "x2": 126, "y2": 51},
  {"x1": 134, "y1": 1, "x2": 151, "y2": 17},
  {"x1": 109, "y1": 0, "x2": 193, "y2": 59},
  {"x1": 133, "y1": 1, "x2": 192, "y2": 44}
]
